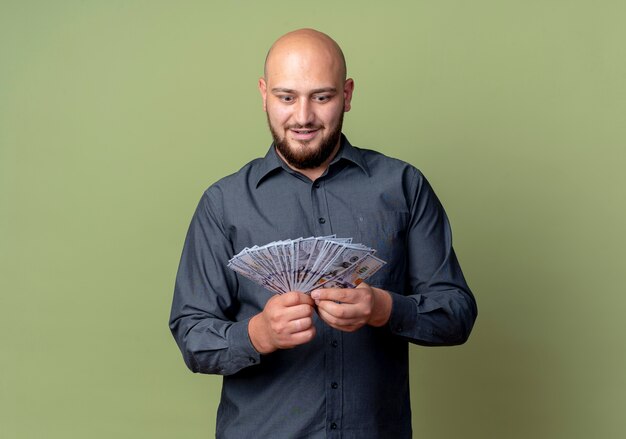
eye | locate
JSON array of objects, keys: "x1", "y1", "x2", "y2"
[
  {"x1": 313, "y1": 95, "x2": 331, "y2": 103},
  {"x1": 278, "y1": 95, "x2": 295, "y2": 103}
]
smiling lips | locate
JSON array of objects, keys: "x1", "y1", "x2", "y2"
[{"x1": 290, "y1": 127, "x2": 321, "y2": 141}]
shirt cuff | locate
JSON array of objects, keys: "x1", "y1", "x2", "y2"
[
  {"x1": 387, "y1": 291, "x2": 418, "y2": 337},
  {"x1": 226, "y1": 317, "x2": 261, "y2": 370}
]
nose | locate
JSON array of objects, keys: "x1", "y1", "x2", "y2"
[{"x1": 294, "y1": 98, "x2": 315, "y2": 127}]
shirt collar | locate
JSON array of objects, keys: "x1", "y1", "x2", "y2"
[{"x1": 254, "y1": 134, "x2": 370, "y2": 188}]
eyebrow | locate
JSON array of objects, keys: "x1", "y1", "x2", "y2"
[{"x1": 271, "y1": 87, "x2": 338, "y2": 94}]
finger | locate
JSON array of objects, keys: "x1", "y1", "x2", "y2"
[
  {"x1": 316, "y1": 300, "x2": 360, "y2": 320},
  {"x1": 268, "y1": 303, "x2": 314, "y2": 325},
  {"x1": 267, "y1": 293, "x2": 314, "y2": 315},
  {"x1": 317, "y1": 307, "x2": 362, "y2": 332},
  {"x1": 278, "y1": 291, "x2": 315, "y2": 307},
  {"x1": 289, "y1": 316, "x2": 313, "y2": 334},
  {"x1": 316, "y1": 306, "x2": 339, "y2": 326},
  {"x1": 317, "y1": 304, "x2": 360, "y2": 326},
  {"x1": 286, "y1": 327, "x2": 316, "y2": 346},
  {"x1": 311, "y1": 288, "x2": 355, "y2": 303}
]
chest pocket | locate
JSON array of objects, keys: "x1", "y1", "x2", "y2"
[{"x1": 353, "y1": 210, "x2": 409, "y2": 291}]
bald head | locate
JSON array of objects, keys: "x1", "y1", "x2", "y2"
[{"x1": 264, "y1": 29, "x2": 347, "y2": 81}]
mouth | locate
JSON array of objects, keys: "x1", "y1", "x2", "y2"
[{"x1": 290, "y1": 128, "x2": 320, "y2": 141}]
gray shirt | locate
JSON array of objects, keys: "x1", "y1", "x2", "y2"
[{"x1": 169, "y1": 135, "x2": 477, "y2": 438}]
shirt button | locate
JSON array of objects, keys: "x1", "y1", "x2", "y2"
[
  {"x1": 330, "y1": 340, "x2": 338, "y2": 348},
  {"x1": 318, "y1": 217, "x2": 326, "y2": 224},
  {"x1": 249, "y1": 357, "x2": 256, "y2": 364},
  {"x1": 313, "y1": 182, "x2": 320, "y2": 188},
  {"x1": 331, "y1": 382, "x2": 338, "y2": 389},
  {"x1": 396, "y1": 325, "x2": 403, "y2": 333},
  {"x1": 330, "y1": 423, "x2": 338, "y2": 430}
]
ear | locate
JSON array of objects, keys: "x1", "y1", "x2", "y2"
[
  {"x1": 343, "y1": 78, "x2": 355, "y2": 112},
  {"x1": 258, "y1": 77, "x2": 268, "y2": 112}
]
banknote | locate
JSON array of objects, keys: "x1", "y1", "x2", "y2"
[{"x1": 227, "y1": 236, "x2": 386, "y2": 294}]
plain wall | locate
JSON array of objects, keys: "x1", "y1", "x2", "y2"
[{"x1": 1, "y1": 1, "x2": 625, "y2": 438}]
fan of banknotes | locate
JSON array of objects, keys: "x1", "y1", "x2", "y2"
[{"x1": 227, "y1": 236, "x2": 386, "y2": 294}]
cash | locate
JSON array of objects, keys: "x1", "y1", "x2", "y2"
[{"x1": 228, "y1": 236, "x2": 386, "y2": 294}]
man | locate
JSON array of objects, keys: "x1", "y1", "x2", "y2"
[{"x1": 170, "y1": 29, "x2": 477, "y2": 438}]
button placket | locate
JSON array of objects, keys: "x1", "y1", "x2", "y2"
[
  {"x1": 324, "y1": 326, "x2": 342, "y2": 436},
  {"x1": 313, "y1": 178, "x2": 341, "y2": 436},
  {"x1": 310, "y1": 179, "x2": 331, "y2": 235}
]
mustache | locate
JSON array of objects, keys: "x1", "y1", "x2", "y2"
[{"x1": 287, "y1": 124, "x2": 323, "y2": 130}]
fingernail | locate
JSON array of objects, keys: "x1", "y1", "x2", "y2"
[{"x1": 311, "y1": 290, "x2": 320, "y2": 299}]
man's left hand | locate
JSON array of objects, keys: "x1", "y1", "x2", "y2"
[{"x1": 310, "y1": 283, "x2": 392, "y2": 332}]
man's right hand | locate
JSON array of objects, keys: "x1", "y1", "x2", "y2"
[{"x1": 248, "y1": 292, "x2": 316, "y2": 354}]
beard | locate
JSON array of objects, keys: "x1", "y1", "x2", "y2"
[{"x1": 268, "y1": 113, "x2": 344, "y2": 170}]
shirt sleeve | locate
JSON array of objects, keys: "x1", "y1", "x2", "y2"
[
  {"x1": 387, "y1": 168, "x2": 478, "y2": 346},
  {"x1": 169, "y1": 189, "x2": 261, "y2": 375}
]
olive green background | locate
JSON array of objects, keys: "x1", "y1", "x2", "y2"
[{"x1": 1, "y1": 1, "x2": 625, "y2": 438}]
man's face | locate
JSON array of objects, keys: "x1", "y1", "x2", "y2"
[{"x1": 259, "y1": 44, "x2": 354, "y2": 170}]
